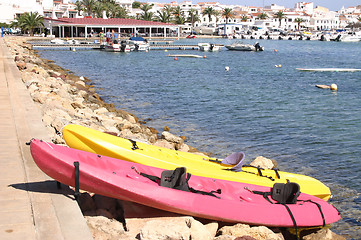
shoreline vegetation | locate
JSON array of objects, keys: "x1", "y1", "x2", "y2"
[{"x1": 5, "y1": 36, "x2": 345, "y2": 240}]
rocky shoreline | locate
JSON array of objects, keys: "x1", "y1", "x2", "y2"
[{"x1": 4, "y1": 36, "x2": 345, "y2": 240}]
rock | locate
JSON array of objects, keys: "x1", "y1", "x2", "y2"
[
  {"x1": 250, "y1": 156, "x2": 275, "y2": 170},
  {"x1": 214, "y1": 235, "x2": 234, "y2": 240},
  {"x1": 154, "y1": 139, "x2": 175, "y2": 150},
  {"x1": 187, "y1": 218, "x2": 214, "y2": 240},
  {"x1": 16, "y1": 60, "x2": 26, "y2": 70},
  {"x1": 234, "y1": 237, "x2": 257, "y2": 240},
  {"x1": 161, "y1": 131, "x2": 184, "y2": 144},
  {"x1": 85, "y1": 216, "x2": 126, "y2": 239},
  {"x1": 71, "y1": 98, "x2": 86, "y2": 109},
  {"x1": 302, "y1": 228, "x2": 346, "y2": 240},
  {"x1": 218, "y1": 223, "x2": 283, "y2": 240},
  {"x1": 94, "y1": 107, "x2": 109, "y2": 115},
  {"x1": 139, "y1": 219, "x2": 190, "y2": 240},
  {"x1": 204, "y1": 222, "x2": 219, "y2": 238}
]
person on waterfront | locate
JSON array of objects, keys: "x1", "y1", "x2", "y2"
[
  {"x1": 113, "y1": 31, "x2": 119, "y2": 44},
  {"x1": 106, "y1": 30, "x2": 111, "y2": 45},
  {"x1": 100, "y1": 31, "x2": 105, "y2": 44}
]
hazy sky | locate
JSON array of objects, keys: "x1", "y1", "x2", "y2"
[
  {"x1": 70, "y1": 1, "x2": 360, "y2": 11},
  {"x1": 145, "y1": 1, "x2": 359, "y2": 11}
]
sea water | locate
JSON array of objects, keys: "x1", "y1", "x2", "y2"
[{"x1": 37, "y1": 38, "x2": 361, "y2": 238}]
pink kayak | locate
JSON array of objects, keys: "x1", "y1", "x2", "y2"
[{"x1": 30, "y1": 139, "x2": 340, "y2": 227}]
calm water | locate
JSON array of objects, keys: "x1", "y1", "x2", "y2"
[{"x1": 38, "y1": 39, "x2": 361, "y2": 238}]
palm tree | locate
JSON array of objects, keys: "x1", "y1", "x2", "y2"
[
  {"x1": 132, "y1": 1, "x2": 141, "y2": 9},
  {"x1": 14, "y1": 12, "x2": 44, "y2": 36},
  {"x1": 92, "y1": 1, "x2": 104, "y2": 18},
  {"x1": 257, "y1": 13, "x2": 268, "y2": 20},
  {"x1": 214, "y1": 10, "x2": 221, "y2": 24},
  {"x1": 140, "y1": 3, "x2": 154, "y2": 21},
  {"x1": 202, "y1": 7, "x2": 216, "y2": 25},
  {"x1": 187, "y1": 8, "x2": 200, "y2": 32},
  {"x1": 156, "y1": 9, "x2": 171, "y2": 23},
  {"x1": 114, "y1": 6, "x2": 128, "y2": 18},
  {"x1": 74, "y1": 0, "x2": 83, "y2": 16},
  {"x1": 172, "y1": 6, "x2": 186, "y2": 25},
  {"x1": 240, "y1": 15, "x2": 248, "y2": 22},
  {"x1": 274, "y1": 11, "x2": 286, "y2": 28},
  {"x1": 294, "y1": 18, "x2": 305, "y2": 30},
  {"x1": 222, "y1": 8, "x2": 233, "y2": 24},
  {"x1": 81, "y1": 0, "x2": 96, "y2": 17}
]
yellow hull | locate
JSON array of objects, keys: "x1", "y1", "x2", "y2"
[{"x1": 63, "y1": 124, "x2": 331, "y2": 200}]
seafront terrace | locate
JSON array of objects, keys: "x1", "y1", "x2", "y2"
[{"x1": 0, "y1": 37, "x2": 92, "y2": 240}]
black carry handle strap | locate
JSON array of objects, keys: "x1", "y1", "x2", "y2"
[
  {"x1": 282, "y1": 203, "x2": 299, "y2": 240},
  {"x1": 208, "y1": 159, "x2": 222, "y2": 164},
  {"x1": 242, "y1": 165, "x2": 275, "y2": 181},
  {"x1": 301, "y1": 200, "x2": 325, "y2": 227},
  {"x1": 274, "y1": 168, "x2": 281, "y2": 179},
  {"x1": 189, "y1": 187, "x2": 221, "y2": 199},
  {"x1": 74, "y1": 161, "x2": 81, "y2": 203},
  {"x1": 128, "y1": 139, "x2": 139, "y2": 150}
]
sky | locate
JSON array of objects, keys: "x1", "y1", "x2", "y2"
[
  {"x1": 143, "y1": 0, "x2": 360, "y2": 11},
  {"x1": 70, "y1": 0, "x2": 360, "y2": 11}
]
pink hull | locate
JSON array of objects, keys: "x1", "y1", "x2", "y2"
[{"x1": 30, "y1": 139, "x2": 340, "y2": 227}]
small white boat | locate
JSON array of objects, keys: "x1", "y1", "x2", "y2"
[
  {"x1": 128, "y1": 37, "x2": 150, "y2": 51},
  {"x1": 198, "y1": 43, "x2": 221, "y2": 52},
  {"x1": 103, "y1": 43, "x2": 121, "y2": 52},
  {"x1": 168, "y1": 54, "x2": 204, "y2": 58},
  {"x1": 50, "y1": 38, "x2": 66, "y2": 44},
  {"x1": 296, "y1": 68, "x2": 361, "y2": 72},
  {"x1": 332, "y1": 32, "x2": 361, "y2": 42},
  {"x1": 67, "y1": 39, "x2": 80, "y2": 44},
  {"x1": 225, "y1": 41, "x2": 264, "y2": 51}
]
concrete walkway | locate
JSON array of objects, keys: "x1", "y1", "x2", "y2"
[{"x1": 0, "y1": 37, "x2": 93, "y2": 240}]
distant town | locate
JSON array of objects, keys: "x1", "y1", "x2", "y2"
[{"x1": 1, "y1": 0, "x2": 360, "y2": 36}]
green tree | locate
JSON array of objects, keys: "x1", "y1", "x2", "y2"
[
  {"x1": 187, "y1": 8, "x2": 200, "y2": 30},
  {"x1": 274, "y1": 11, "x2": 286, "y2": 27},
  {"x1": 156, "y1": 9, "x2": 171, "y2": 23},
  {"x1": 294, "y1": 18, "x2": 305, "y2": 30},
  {"x1": 132, "y1": 1, "x2": 141, "y2": 9},
  {"x1": 114, "y1": 6, "x2": 128, "y2": 18},
  {"x1": 74, "y1": 0, "x2": 83, "y2": 16},
  {"x1": 172, "y1": 6, "x2": 185, "y2": 24},
  {"x1": 140, "y1": 3, "x2": 154, "y2": 21},
  {"x1": 241, "y1": 15, "x2": 248, "y2": 22},
  {"x1": 92, "y1": 1, "x2": 104, "y2": 18},
  {"x1": 222, "y1": 8, "x2": 233, "y2": 24},
  {"x1": 81, "y1": 0, "x2": 96, "y2": 17},
  {"x1": 15, "y1": 12, "x2": 44, "y2": 35},
  {"x1": 202, "y1": 7, "x2": 216, "y2": 24},
  {"x1": 257, "y1": 13, "x2": 268, "y2": 20}
]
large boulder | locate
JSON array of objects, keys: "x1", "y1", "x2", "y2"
[
  {"x1": 250, "y1": 156, "x2": 276, "y2": 170},
  {"x1": 218, "y1": 223, "x2": 283, "y2": 240},
  {"x1": 139, "y1": 218, "x2": 191, "y2": 240},
  {"x1": 85, "y1": 216, "x2": 126, "y2": 240}
]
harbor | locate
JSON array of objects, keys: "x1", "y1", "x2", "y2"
[{"x1": 35, "y1": 36, "x2": 361, "y2": 239}]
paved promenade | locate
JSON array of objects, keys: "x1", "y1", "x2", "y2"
[{"x1": 0, "y1": 37, "x2": 93, "y2": 240}]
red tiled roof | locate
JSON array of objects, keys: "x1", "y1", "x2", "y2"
[{"x1": 51, "y1": 18, "x2": 176, "y2": 26}]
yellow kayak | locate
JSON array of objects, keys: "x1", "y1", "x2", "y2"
[{"x1": 63, "y1": 124, "x2": 331, "y2": 200}]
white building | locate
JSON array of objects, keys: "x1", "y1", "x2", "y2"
[{"x1": 0, "y1": 0, "x2": 44, "y2": 23}]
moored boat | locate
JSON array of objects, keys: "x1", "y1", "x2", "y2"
[
  {"x1": 30, "y1": 139, "x2": 340, "y2": 227},
  {"x1": 225, "y1": 41, "x2": 264, "y2": 51},
  {"x1": 198, "y1": 43, "x2": 221, "y2": 51}
]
